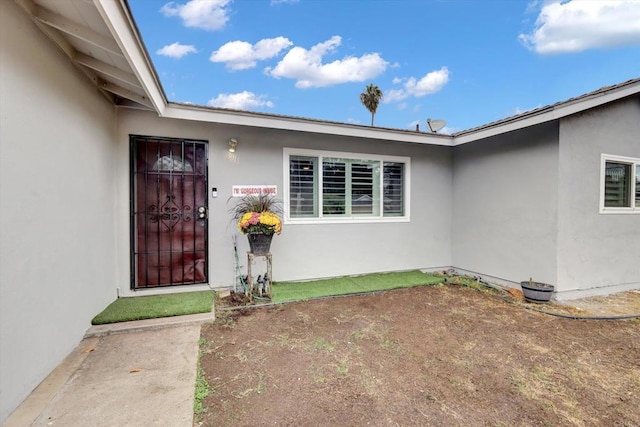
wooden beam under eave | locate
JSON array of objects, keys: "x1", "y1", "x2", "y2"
[
  {"x1": 99, "y1": 79, "x2": 153, "y2": 108},
  {"x1": 14, "y1": 0, "x2": 116, "y2": 105},
  {"x1": 34, "y1": 5, "x2": 124, "y2": 57},
  {"x1": 15, "y1": 0, "x2": 75, "y2": 59},
  {"x1": 115, "y1": 98, "x2": 154, "y2": 111},
  {"x1": 74, "y1": 53, "x2": 141, "y2": 88}
]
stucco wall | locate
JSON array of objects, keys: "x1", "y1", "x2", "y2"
[
  {"x1": 0, "y1": 2, "x2": 118, "y2": 421},
  {"x1": 452, "y1": 122, "x2": 559, "y2": 288},
  {"x1": 556, "y1": 96, "x2": 640, "y2": 299},
  {"x1": 116, "y1": 109, "x2": 452, "y2": 293}
]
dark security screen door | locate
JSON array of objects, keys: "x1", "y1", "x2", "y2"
[{"x1": 131, "y1": 136, "x2": 208, "y2": 288}]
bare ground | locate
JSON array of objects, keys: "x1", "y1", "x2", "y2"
[{"x1": 198, "y1": 284, "x2": 640, "y2": 426}]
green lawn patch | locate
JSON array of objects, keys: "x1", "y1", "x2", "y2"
[
  {"x1": 91, "y1": 290, "x2": 214, "y2": 325},
  {"x1": 271, "y1": 270, "x2": 442, "y2": 303}
]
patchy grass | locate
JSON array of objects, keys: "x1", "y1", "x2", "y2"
[
  {"x1": 199, "y1": 285, "x2": 640, "y2": 426},
  {"x1": 193, "y1": 338, "x2": 211, "y2": 423},
  {"x1": 271, "y1": 270, "x2": 442, "y2": 303},
  {"x1": 91, "y1": 290, "x2": 214, "y2": 324}
]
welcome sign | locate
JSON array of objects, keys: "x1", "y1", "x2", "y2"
[{"x1": 232, "y1": 185, "x2": 278, "y2": 197}]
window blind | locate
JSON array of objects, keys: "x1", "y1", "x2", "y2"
[
  {"x1": 289, "y1": 156, "x2": 318, "y2": 216},
  {"x1": 383, "y1": 162, "x2": 404, "y2": 216},
  {"x1": 604, "y1": 162, "x2": 631, "y2": 207}
]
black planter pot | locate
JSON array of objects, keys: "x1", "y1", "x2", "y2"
[
  {"x1": 247, "y1": 233, "x2": 273, "y2": 254},
  {"x1": 520, "y1": 281, "x2": 555, "y2": 303}
]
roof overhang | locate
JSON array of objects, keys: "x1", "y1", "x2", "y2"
[
  {"x1": 19, "y1": 0, "x2": 640, "y2": 148},
  {"x1": 15, "y1": 0, "x2": 154, "y2": 109},
  {"x1": 95, "y1": 0, "x2": 454, "y2": 146},
  {"x1": 162, "y1": 103, "x2": 453, "y2": 145},
  {"x1": 93, "y1": 0, "x2": 166, "y2": 111},
  {"x1": 452, "y1": 78, "x2": 640, "y2": 145}
]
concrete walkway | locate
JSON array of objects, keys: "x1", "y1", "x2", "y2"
[{"x1": 3, "y1": 313, "x2": 214, "y2": 427}]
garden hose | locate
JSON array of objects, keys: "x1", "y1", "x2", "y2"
[
  {"x1": 445, "y1": 277, "x2": 640, "y2": 321},
  {"x1": 232, "y1": 236, "x2": 248, "y2": 294},
  {"x1": 232, "y1": 236, "x2": 269, "y2": 301}
]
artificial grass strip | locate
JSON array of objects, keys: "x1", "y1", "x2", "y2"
[
  {"x1": 271, "y1": 270, "x2": 442, "y2": 303},
  {"x1": 91, "y1": 290, "x2": 214, "y2": 325}
]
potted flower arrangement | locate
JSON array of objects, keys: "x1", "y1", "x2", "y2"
[
  {"x1": 229, "y1": 193, "x2": 283, "y2": 254},
  {"x1": 520, "y1": 277, "x2": 555, "y2": 303}
]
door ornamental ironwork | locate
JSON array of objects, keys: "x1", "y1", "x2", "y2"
[{"x1": 130, "y1": 136, "x2": 208, "y2": 288}]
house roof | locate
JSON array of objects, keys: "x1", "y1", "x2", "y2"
[
  {"x1": 453, "y1": 77, "x2": 640, "y2": 145},
  {"x1": 15, "y1": 0, "x2": 156, "y2": 110},
  {"x1": 16, "y1": 0, "x2": 640, "y2": 147}
]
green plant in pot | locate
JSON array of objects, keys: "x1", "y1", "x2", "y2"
[
  {"x1": 520, "y1": 277, "x2": 555, "y2": 303},
  {"x1": 229, "y1": 193, "x2": 283, "y2": 254}
]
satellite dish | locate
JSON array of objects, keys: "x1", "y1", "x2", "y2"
[{"x1": 427, "y1": 118, "x2": 446, "y2": 133}]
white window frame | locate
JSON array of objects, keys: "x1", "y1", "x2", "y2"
[
  {"x1": 283, "y1": 148, "x2": 411, "y2": 224},
  {"x1": 599, "y1": 153, "x2": 640, "y2": 214}
]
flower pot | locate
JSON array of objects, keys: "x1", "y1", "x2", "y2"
[
  {"x1": 520, "y1": 281, "x2": 554, "y2": 303},
  {"x1": 247, "y1": 233, "x2": 273, "y2": 254}
]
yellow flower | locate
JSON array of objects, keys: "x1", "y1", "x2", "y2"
[{"x1": 237, "y1": 211, "x2": 282, "y2": 234}]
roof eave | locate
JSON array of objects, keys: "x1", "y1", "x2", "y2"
[
  {"x1": 452, "y1": 79, "x2": 640, "y2": 146},
  {"x1": 94, "y1": 0, "x2": 452, "y2": 146},
  {"x1": 163, "y1": 103, "x2": 454, "y2": 146},
  {"x1": 93, "y1": 0, "x2": 166, "y2": 113},
  {"x1": 94, "y1": 0, "x2": 638, "y2": 149}
]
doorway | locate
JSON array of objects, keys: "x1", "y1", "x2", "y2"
[{"x1": 130, "y1": 135, "x2": 208, "y2": 288}]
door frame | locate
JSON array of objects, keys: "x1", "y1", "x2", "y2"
[{"x1": 129, "y1": 134, "x2": 209, "y2": 290}]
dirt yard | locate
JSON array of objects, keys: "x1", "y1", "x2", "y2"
[{"x1": 198, "y1": 284, "x2": 639, "y2": 426}]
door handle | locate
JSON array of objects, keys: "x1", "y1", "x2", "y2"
[{"x1": 197, "y1": 206, "x2": 208, "y2": 219}]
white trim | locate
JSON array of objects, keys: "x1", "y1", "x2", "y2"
[
  {"x1": 163, "y1": 104, "x2": 452, "y2": 146},
  {"x1": 454, "y1": 82, "x2": 640, "y2": 145},
  {"x1": 599, "y1": 153, "x2": 640, "y2": 214},
  {"x1": 90, "y1": 3, "x2": 639, "y2": 148},
  {"x1": 94, "y1": 0, "x2": 166, "y2": 112},
  {"x1": 283, "y1": 148, "x2": 411, "y2": 224},
  {"x1": 89, "y1": 2, "x2": 640, "y2": 149}
]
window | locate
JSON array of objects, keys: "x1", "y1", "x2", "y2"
[
  {"x1": 285, "y1": 148, "x2": 410, "y2": 223},
  {"x1": 600, "y1": 154, "x2": 640, "y2": 213}
]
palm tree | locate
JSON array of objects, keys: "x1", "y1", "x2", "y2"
[{"x1": 360, "y1": 83, "x2": 383, "y2": 126}]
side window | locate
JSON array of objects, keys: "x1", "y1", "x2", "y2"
[{"x1": 600, "y1": 154, "x2": 640, "y2": 213}]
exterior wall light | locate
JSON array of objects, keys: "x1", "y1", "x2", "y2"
[{"x1": 228, "y1": 138, "x2": 238, "y2": 153}]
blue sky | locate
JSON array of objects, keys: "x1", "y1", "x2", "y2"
[{"x1": 129, "y1": 0, "x2": 640, "y2": 133}]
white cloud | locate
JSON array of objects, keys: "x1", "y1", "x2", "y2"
[
  {"x1": 207, "y1": 91, "x2": 274, "y2": 109},
  {"x1": 384, "y1": 67, "x2": 450, "y2": 103},
  {"x1": 265, "y1": 36, "x2": 388, "y2": 88},
  {"x1": 210, "y1": 37, "x2": 293, "y2": 70},
  {"x1": 519, "y1": 0, "x2": 640, "y2": 54},
  {"x1": 157, "y1": 42, "x2": 197, "y2": 58},
  {"x1": 160, "y1": 0, "x2": 230, "y2": 31}
]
